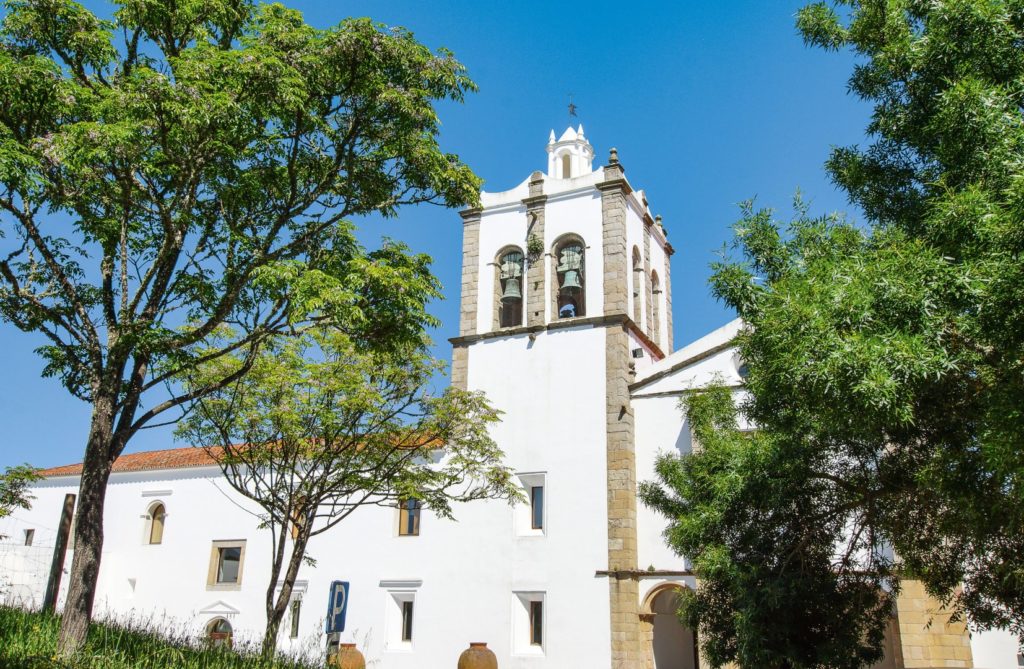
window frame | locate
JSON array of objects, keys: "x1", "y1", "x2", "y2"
[
  {"x1": 147, "y1": 502, "x2": 166, "y2": 545},
  {"x1": 529, "y1": 600, "x2": 544, "y2": 646},
  {"x1": 207, "y1": 540, "x2": 247, "y2": 590},
  {"x1": 23, "y1": 529, "x2": 34, "y2": 546},
  {"x1": 398, "y1": 498, "x2": 421, "y2": 537},
  {"x1": 289, "y1": 599, "x2": 301, "y2": 639},
  {"x1": 512, "y1": 591, "x2": 546, "y2": 656},
  {"x1": 530, "y1": 486, "x2": 544, "y2": 531}
]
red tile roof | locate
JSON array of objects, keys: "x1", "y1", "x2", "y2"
[{"x1": 37, "y1": 446, "x2": 224, "y2": 478}]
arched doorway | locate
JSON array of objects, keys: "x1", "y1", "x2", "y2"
[
  {"x1": 206, "y1": 617, "x2": 233, "y2": 648},
  {"x1": 642, "y1": 583, "x2": 699, "y2": 669}
]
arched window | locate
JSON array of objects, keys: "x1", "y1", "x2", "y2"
[
  {"x1": 651, "y1": 271, "x2": 662, "y2": 347},
  {"x1": 147, "y1": 502, "x2": 165, "y2": 545},
  {"x1": 632, "y1": 246, "x2": 643, "y2": 324},
  {"x1": 554, "y1": 239, "x2": 585, "y2": 319},
  {"x1": 206, "y1": 618, "x2": 233, "y2": 648},
  {"x1": 496, "y1": 249, "x2": 524, "y2": 328},
  {"x1": 561, "y1": 153, "x2": 571, "y2": 179}
]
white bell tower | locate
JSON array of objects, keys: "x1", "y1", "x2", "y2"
[{"x1": 546, "y1": 124, "x2": 594, "y2": 179}]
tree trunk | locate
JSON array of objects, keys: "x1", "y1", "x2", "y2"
[
  {"x1": 261, "y1": 532, "x2": 309, "y2": 660},
  {"x1": 57, "y1": 396, "x2": 117, "y2": 658}
]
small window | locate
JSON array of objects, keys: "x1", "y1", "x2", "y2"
[
  {"x1": 289, "y1": 599, "x2": 301, "y2": 639},
  {"x1": 398, "y1": 498, "x2": 421, "y2": 536},
  {"x1": 561, "y1": 153, "x2": 571, "y2": 178},
  {"x1": 530, "y1": 600, "x2": 543, "y2": 646},
  {"x1": 650, "y1": 270, "x2": 661, "y2": 346},
  {"x1": 632, "y1": 246, "x2": 643, "y2": 323},
  {"x1": 1017, "y1": 652, "x2": 1024, "y2": 668},
  {"x1": 555, "y1": 240, "x2": 585, "y2": 318},
  {"x1": 23, "y1": 529, "x2": 34, "y2": 546},
  {"x1": 207, "y1": 540, "x2": 246, "y2": 589},
  {"x1": 530, "y1": 486, "x2": 544, "y2": 530},
  {"x1": 497, "y1": 249, "x2": 524, "y2": 328},
  {"x1": 206, "y1": 618, "x2": 233, "y2": 648},
  {"x1": 148, "y1": 503, "x2": 165, "y2": 545},
  {"x1": 401, "y1": 600, "x2": 414, "y2": 642},
  {"x1": 217, "y1": 547, "x2": 241, "y2": 583}
]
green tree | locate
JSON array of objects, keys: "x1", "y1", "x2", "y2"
[
  {"x1": 644, "y1": 1, "x2": 1024, "y2": 665},
  {"x1": 0, "y1": 0, "x2": 479, "y2": 655},
  {"x1": 0, "y1": 464, "x2": 39, "y2": 540},
  {"x1": 177, "y1": 330, "x2": 522, "y2": 658},
  {"x1": 640, "y1": 386, "x2": 893, "y2": 669}
]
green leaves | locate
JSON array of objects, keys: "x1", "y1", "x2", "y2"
[{"x1": 648, "y1": 1, "x2": 1024, "y2": 664}]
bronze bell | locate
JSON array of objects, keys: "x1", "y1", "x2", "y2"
[
  {"x1": 501, "y1": 277, "x2": 522, "y2": 303},
  {"x1": 559, "y1": 269, "x2": 582, "y2": 294}
]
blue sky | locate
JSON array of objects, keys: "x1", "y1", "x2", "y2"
[{"x1": 0, "y1": 1, "x2": 868, "y2": 470}]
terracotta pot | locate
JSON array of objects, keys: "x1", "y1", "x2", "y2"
[
  {"x1": 458, "y1": 642, "x2": 497, "y2": 669},
  {"x1": 333, "y1": 643, "x2": 366, "y2": 669}
]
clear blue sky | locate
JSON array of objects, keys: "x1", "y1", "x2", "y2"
[{"x1": 0, "y1": 1, "x2": 868, "y2": 471}]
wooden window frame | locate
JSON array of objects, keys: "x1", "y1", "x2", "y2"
[
  {"x1": 207, "y1": 540, "x2": 247, "y2": 590},
  {"x1": 148, "y1": 502, "x2": 165, "y2": 545},
  {"x1": 398, "y1": 498, "x2": 421, "y2": 537}
]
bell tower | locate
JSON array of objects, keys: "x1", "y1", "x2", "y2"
[{"x1": 449, "y1": 127, "x2": 674, "y2": 668}]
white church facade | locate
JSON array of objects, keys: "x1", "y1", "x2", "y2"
[{"x1": 1, "y1": 127, "x2": 1020, "y2": 669}]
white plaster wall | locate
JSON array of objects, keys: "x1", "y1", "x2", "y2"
[
  {"x1": 970, "y1": 628, "x2": 1020, "y2": 669},
  {"x1": 0, "y1": 325, "x2": 613, "y2": 668}
]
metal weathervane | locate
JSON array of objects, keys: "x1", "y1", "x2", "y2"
[{"x1": 567, "y1": 94, "x2": 578, "y2": 121}]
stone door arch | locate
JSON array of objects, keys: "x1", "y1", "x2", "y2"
[{"x1": 640, "y1": 582, "x2": 699, "y2": 669}]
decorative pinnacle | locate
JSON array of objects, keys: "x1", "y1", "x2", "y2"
[{"x1": 609, "y1": 147, "x2": 619, "y2": 164}]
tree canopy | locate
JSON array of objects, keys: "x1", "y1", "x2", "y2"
[
  {"x1": 0, "y1": 0, "x2": 481, "y2": 654},
  {"x1": 177, "y1": 330, "x2": 521, "y2": 656},
  {"x1": 643, "y1": 0, "x2": 1024, "y2": 666}
]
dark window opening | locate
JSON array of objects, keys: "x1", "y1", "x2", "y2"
[
  {"x1": 401, "y1": 600, "x2": 414, "y2": 641},
  {"x1": 530, "y1": 486, "x2": 544, "y2": 530},
  {"x1": 23, "y1": 529, "x2": 34, "y2": 546},
  {"x1": 529, "y1": 600, "x2": 543, "y2": 646},
  {"x1": 289, "y1": 599, "x2": 301, "y2": 639}
]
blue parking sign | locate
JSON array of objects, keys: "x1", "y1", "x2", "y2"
[{"x1": 325, "y1": 581, "x2": 349, "y2": 634}]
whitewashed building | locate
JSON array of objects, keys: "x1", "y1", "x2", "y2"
[{"x1": 1, "y1": 127, "x2": 1020, "y2": 669}]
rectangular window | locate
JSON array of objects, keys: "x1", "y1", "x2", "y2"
[
  {"x1": 207, "y1": 540, "x2": 246, "y2": 589},
  {"x1": 217, "y1": 547, "x2": 241, "y2": 583},
  {"x1": 23, "y1": 529, "x2": 34, "y2": 546},
  {"x1": 401, "y1": 600, "x2": 414, "y2": 641},
  {"x1": 530, "y1": 486, "x2": 544, "y2": 530},
  {"x1": 398, "y1": 498, "x2": 420, "y2": 536},
  {"x1": 289, "y1": 599, "x2": 301, "y2": 639},
  {"x1": 529, "y1": 600, "x2": 543, "y2": 646}
]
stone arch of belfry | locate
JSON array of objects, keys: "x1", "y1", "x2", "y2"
[{"x1": 639, "y1": 581, "x2": 700, "y2": 669}]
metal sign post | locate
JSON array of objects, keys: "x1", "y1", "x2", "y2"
[
  {"x1": 325, "y1": 580, "x2": 350, "y2": 634},
  {"x1": 324, "y1": 580, "x2": 349, "y2": 662}
]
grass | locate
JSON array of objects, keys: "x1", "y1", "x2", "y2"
[{"x1": 0, "y1": 607, "x2": 324, "y2": 669}]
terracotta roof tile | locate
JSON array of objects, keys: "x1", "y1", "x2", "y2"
[{"x1": 37, "y1": 446, "x2": 224, "y2": 478}]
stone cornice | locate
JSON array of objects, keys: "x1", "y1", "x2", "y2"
[
  {"x1": 459, "y1": 207, "x2": 483, "y2": 222},
  {"x1": 521, "y1": 194, "x2": 548, "y2": 207},
  {"x1": 449, "y1": 313, "x2": 666, "y2": 360}
]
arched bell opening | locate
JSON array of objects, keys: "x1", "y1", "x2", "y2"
[
  {"x1": 494, "y1": 247, "x2": 525, "y2": 329},
  {"x1": 551, "y1": 235, "x2": 585, "y2": 320},
  {"x1": 641, "y1": 583, "x2": 699, "y2": 669}
]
